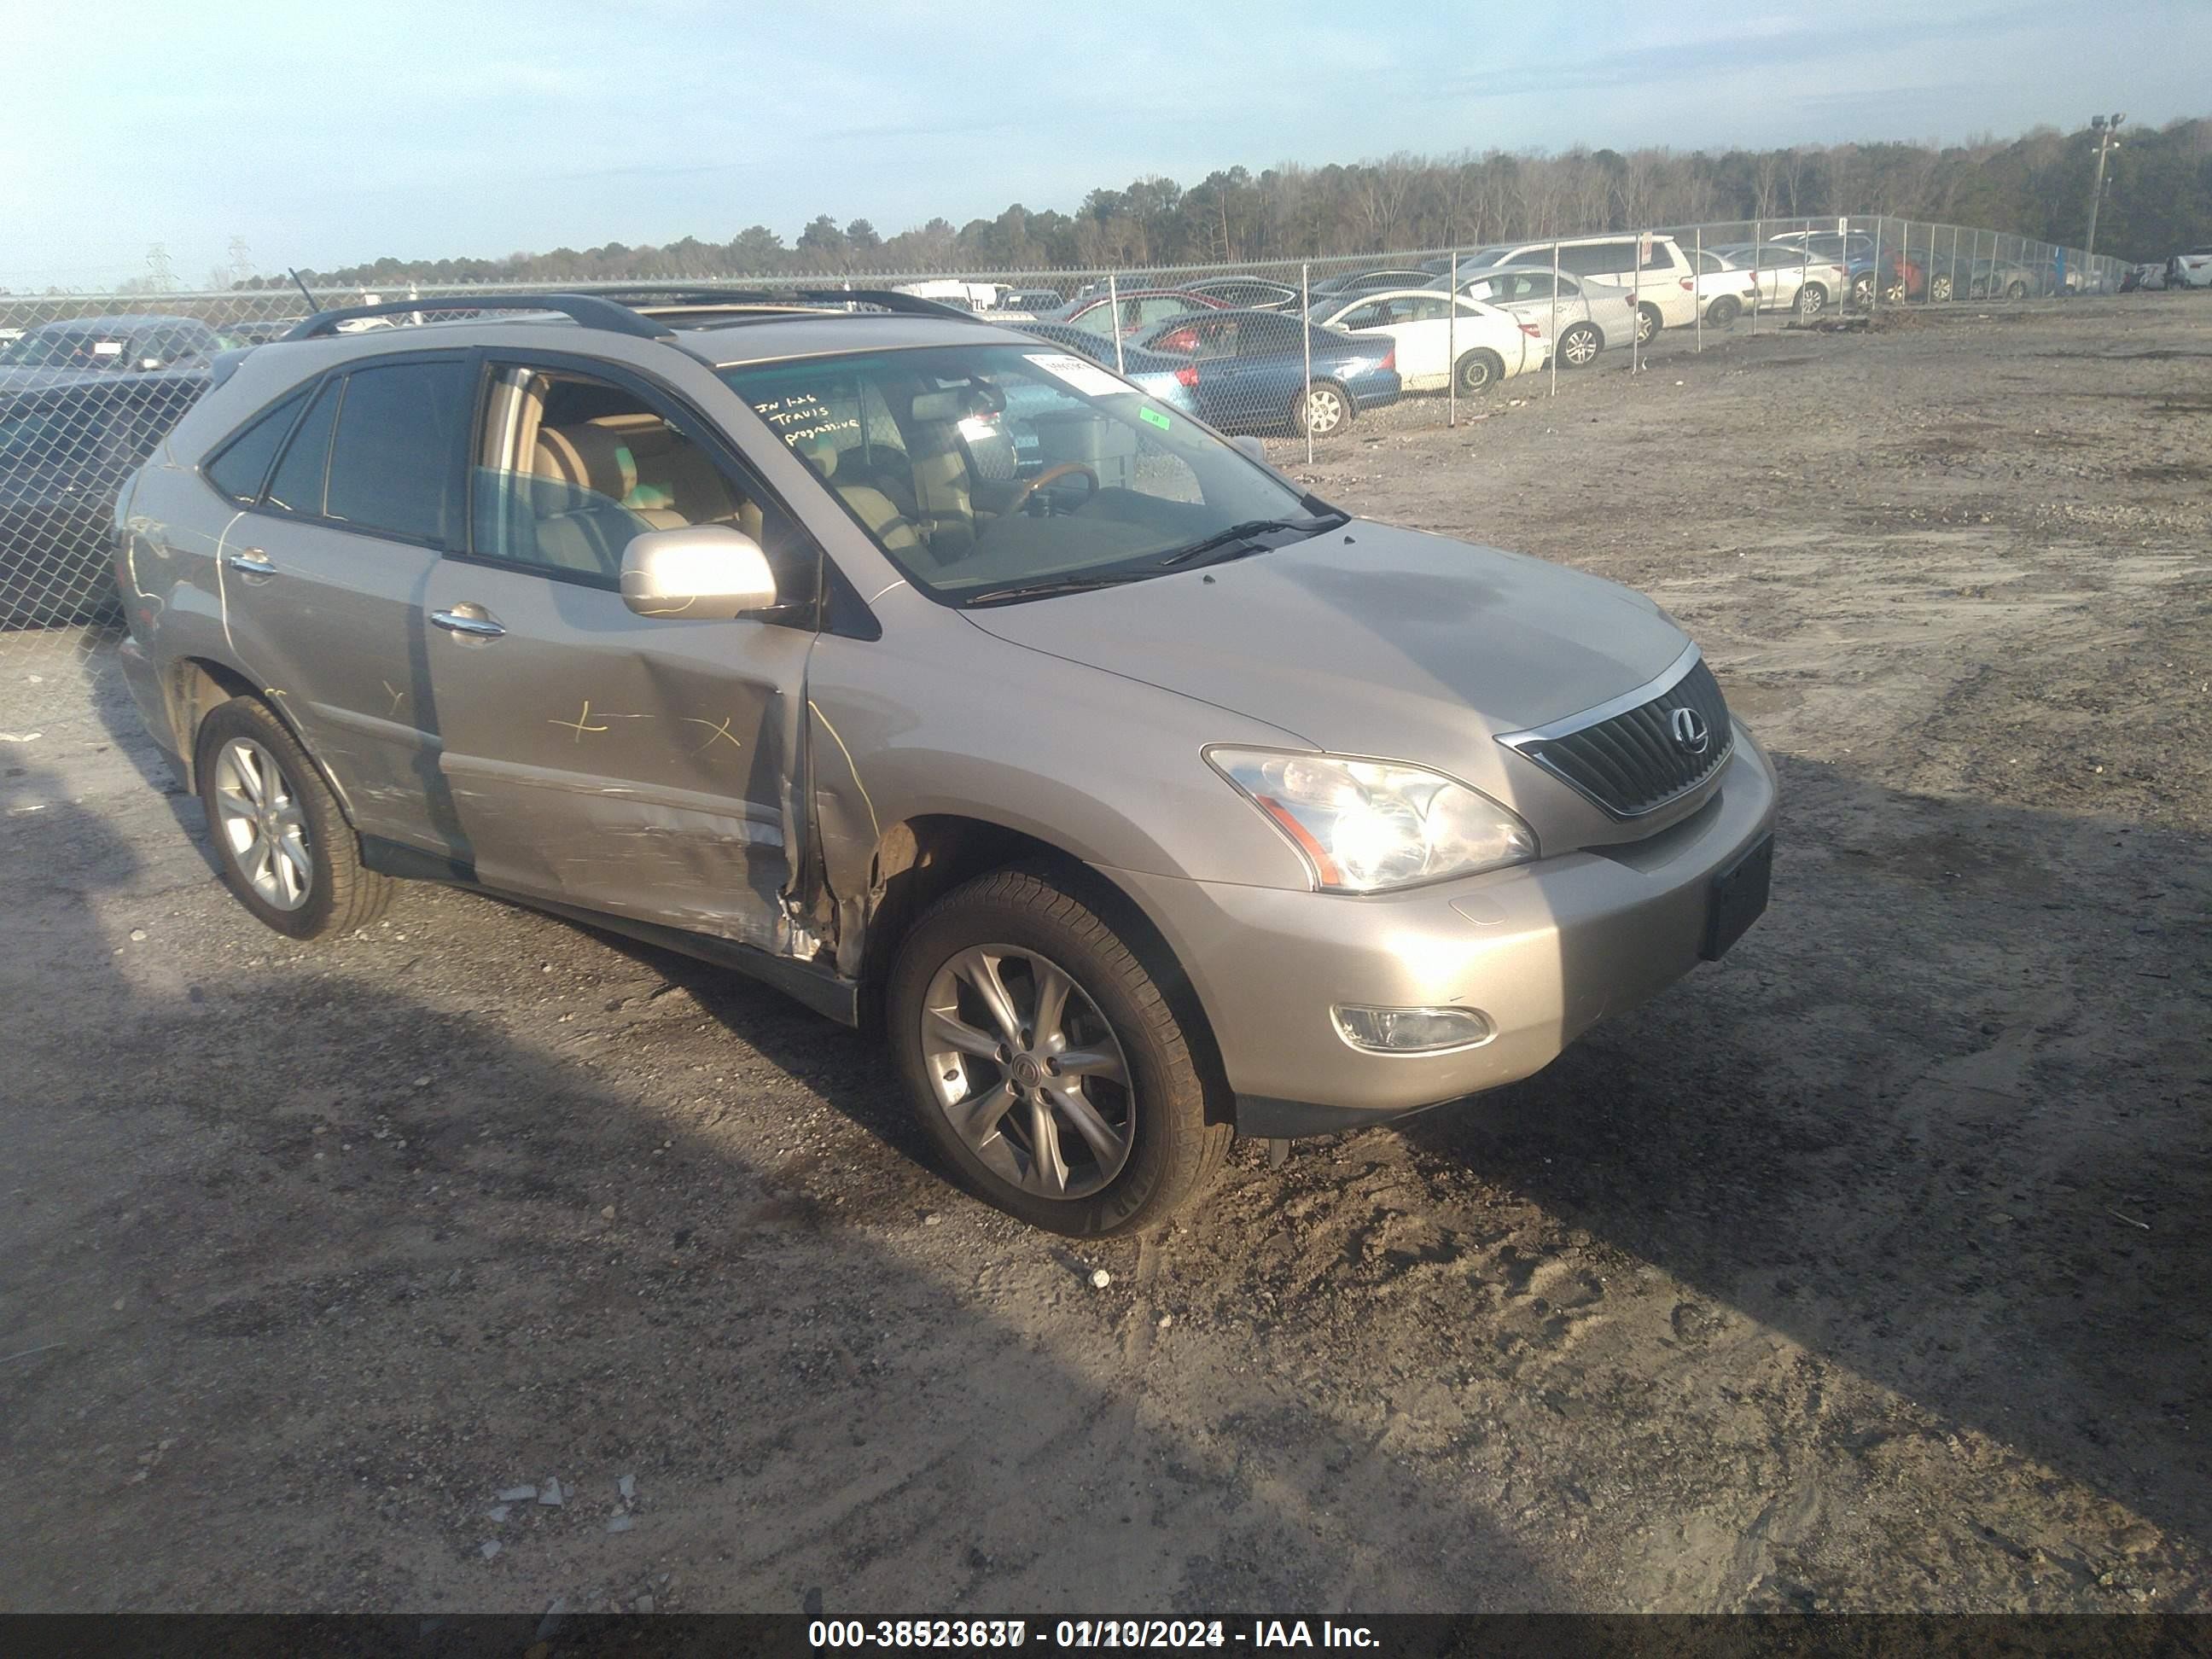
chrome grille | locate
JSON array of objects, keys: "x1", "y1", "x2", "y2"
[{"x1": 1500, "y1": 653, "x2": 1733, "y2": 819}]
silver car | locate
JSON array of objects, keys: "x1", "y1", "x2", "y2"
[
  {"x1": 1433, "y1": 265, "x2": 1642, "y2": 369},
  {"x1": 114, "y1": 291, "x2": 1775, "y2": 1237}
]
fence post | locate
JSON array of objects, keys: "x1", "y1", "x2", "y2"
[
  {"x1": 1301, "y1": 261, "x2": 1313, "y2": 469},
  {"x1": 1748, "y1": 218, "x2": 1759, "y2": 338},
  {"x1": 1549, "y1": 240, "x2": 1560, "y2": 399},
  {"x1": 1107, "y1": 271, "x2": 1124, "y2": 375},
  {"x1": 1696, "y1": 224, "x2": 1705, "y2": 352},
  {"x1": 1948, "y1": 224, "x2": 1959, "y2": 303},
  {"x1": 1631, "y1": 228, "x2": 1644, "y2": 375},
  {"x1": 1447, "y1": 247, "x2": 1458, "y2": 428},
  {"x1": 1870, "y1": 217, "x2": 1883, "y2": 315}
]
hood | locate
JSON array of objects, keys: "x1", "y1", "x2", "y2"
[{"x1": 962, "y1": 521, "x2": 1691, "y2": 817}]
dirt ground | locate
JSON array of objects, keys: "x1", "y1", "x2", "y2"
[{"x1": 2, "y1": 296, "x2": 2207, "y2": 1615}]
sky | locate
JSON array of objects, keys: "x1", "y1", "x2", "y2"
[{"x1": 5, "y1": 0, "x2": 2208, "y2": 291}]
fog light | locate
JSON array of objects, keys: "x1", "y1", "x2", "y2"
[{"x1": 1331, "y1": 1004, "x2": 1496, "y2": 1054}]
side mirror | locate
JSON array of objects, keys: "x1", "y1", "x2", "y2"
[{"x1": 620, "y1": 525, "x2": 777, "y2": 620}]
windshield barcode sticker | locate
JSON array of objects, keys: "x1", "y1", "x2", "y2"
[{"x1": 1022, "y1": 352, "x2": 1130, "y2": 400}]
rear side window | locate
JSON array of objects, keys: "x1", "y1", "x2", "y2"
[
  {"x1": 324, "y1": 358, "x2": 472, "y2": 544},
  {"x1": 1558, "y1": 242, "x2": 1630, "y2": 278},
  {"x1": 264, "y1": 379, "x2": 341, "y2": 516},
  {"x1": 204, "y1": 388, "x2": 306, "y2": 504},
  {"x1": 1642, "y1": 241, "x2": 1678, "y2": 272}
]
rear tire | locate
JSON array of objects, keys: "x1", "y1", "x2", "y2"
[
  {"x1": 1706, "y1": 294, "x2": 1742, "y2": 327},
  {"x1": 888, "y1": 868, "x2": 1230, "y2": 1237},
  {"x1": 1452, "y1": 349, "x2": 1505, "y2": 395},
  {"x1": 1557, "y1": 322, "x2": 1601, "y2": 368},
  {"x1": 195, "y1": 696, "x2": 391, "y2": 940},
  {"x1": 1796, "y1": 283, "x2": 1827, "y2": 320},
  {"x1": 1930, "y1": 273, "x2": 1953, "y2": 303},
  {"x1": 1294, "y1": 381, "x2": 1352, "y2": 438},
  {"x1": 1634, "y1": 303, "x2": 1661, "y2": 344}
]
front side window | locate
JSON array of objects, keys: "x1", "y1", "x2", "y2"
[
  {"x1": 323, "y1": 358, "x2": 470, "y2": 544},
  {"x1": 721, "y1": 344, "x2": 1329, "y2": 604},
  {"x1": 470, "y1": 364, "x2": 814, "y2": 597}
]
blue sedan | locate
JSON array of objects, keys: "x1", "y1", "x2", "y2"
[{"x1": 1126, "y1": 309, "x2": 1399, "y2": 437}]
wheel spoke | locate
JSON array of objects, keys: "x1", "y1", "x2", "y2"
[
  {"x1": 924, "y1": 1005, "x2": 1001, "y2": 1062},
  {"x1": 1051, "y1": 1083, "x2": 1127, "y2": 1167},
  {"x1": 1029, "y1": 962, "x2": 1073, "y2": 1045},
  {"x1": 948, "y1": 1080, "x2": 1016, "y2": 1152},
  {"x1": 1026, "y1": 1097, "x2": 1069, "y2": 1195},
  {"x1": 232, "y1": 746, "x2": 265, "y2": 806},
  {"x1": 953, "y1": 950, "x2": 1023, "y2": 1045},
  {"x1": 215, "y1": 790, "x2": 257, "y2": 827},
  {"x1": 1055, "y1": 1046, "x2": 1127, "y2": 1086},
  {"x1": 275, "y1": 829, "x2": 311, "y2": 888}
]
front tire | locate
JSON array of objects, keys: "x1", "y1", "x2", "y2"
[
  {"x1": 1453, "y1": 349, "x2": 1505, "y2": 395},
  {"x1": 195, "y1": 696, "x2": 391, "y2": 940},
  {"x1": 1931, "y1": 273, "x2": 1953, "y2": 302},
  {"x1": 2005, "y1": 280, "x2": 2028, "y2": 300},
  {"x1": 888, "y1": 868, "x2": 1230, "y2": 1237},
  {"x1": 1557, "y1": 321, "x2": 1602, "y2": 368}
]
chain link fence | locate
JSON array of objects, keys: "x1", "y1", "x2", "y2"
[{"x1": 0, "y1": 214, "x2": 2137, "y2": 735}]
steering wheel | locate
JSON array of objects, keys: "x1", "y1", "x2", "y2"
[{"x1": 1004, "y1": 462, "x2": 1100, "y2": 515}]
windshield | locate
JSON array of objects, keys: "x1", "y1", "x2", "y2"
[
  {"x1": 720, "y1": 344, "x2": 1327, "y2": 603},
  {"x1": 0, "y1": 329, "x2": 128, "y2": 370}
]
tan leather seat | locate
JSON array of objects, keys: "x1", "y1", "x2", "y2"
[
  {"x1": 526, "y1": 422, "x2": 685, "y2": 577},
  {"x1": 801, "y1": 434, "x2": 922, "y2": 555},
  {"x1": 580, "y1": 412, "x2": 765, "y2": 543}
]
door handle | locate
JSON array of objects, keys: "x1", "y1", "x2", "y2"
[
  {"x1": 431, "y1": 608, "x2": 506, "y2": 639},
  {"x1": 224, "y1": 549, "x2": 276, "y2": 579}
]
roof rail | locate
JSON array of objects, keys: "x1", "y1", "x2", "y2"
[
  {"x1": 281, "y1": 294, "x2": 676, "y2": 342},
  {"x1": 791, "y1": 288, "x2": 987, "y2": 321}
]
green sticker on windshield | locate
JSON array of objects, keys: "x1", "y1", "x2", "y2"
[{"x1": 1139, "y1": 407, "x2": 1173, "y2": 431}]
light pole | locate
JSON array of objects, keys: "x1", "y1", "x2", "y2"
[{"x1": 2086, "y1": 113, "x2": 2125, "y2": 262}]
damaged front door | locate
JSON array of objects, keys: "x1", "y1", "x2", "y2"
[{"x1": 420, "y1": 358, "x2": 818, "y2": 954}]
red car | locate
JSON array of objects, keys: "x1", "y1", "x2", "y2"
[{"x1": 1045, "y1": 288, "x2": 1230, "y2": 340}]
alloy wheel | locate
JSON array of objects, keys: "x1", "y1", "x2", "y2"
[
  {"x1": 1562, "y1": 325, "x2": 1599, "y2": 366},
  {"x1": 919, "y1": 945, "x2": 1134, "y2": 1202},
  {"x1": 1797, "y1": 285, "x2": 1825, "y2": 319},
  {"x1": 1301, "y1": 386, "x2": 1346, "y2": 435},
  {"x1": 212, "y1": 736, "x2": 312, "y2": 911}
]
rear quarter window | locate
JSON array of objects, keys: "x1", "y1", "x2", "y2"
[{"x1": 204, "y1": 387, "x2": 308, "y2": 504}]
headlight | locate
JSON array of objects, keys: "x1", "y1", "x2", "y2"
[{"x1": 1207, "y1": 748, "x2": 1537, "y2": 893}]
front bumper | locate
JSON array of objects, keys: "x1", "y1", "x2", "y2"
[{"x1": 1113, "y1": 726, "x2": 1778, "y2": 1136}]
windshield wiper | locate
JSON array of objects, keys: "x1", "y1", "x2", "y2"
[
  {"x1": 1154, "y1": 512, "x2": 1349, "y2": 568},
  {"x1": 961, "y1": 572, "x2": 1160, "y2": 607}
]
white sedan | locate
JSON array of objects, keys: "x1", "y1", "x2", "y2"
[
  {"x1": 1308, "y1": 288, "x2": 1540, "y2": 394},
  {"x1": 1685, "y1": 248, "x2": 1762, "y2": 323}
]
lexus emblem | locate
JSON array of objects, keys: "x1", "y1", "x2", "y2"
[{"x1": 1669, "y1": 707, "x2": 1712, "y2": 755}]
